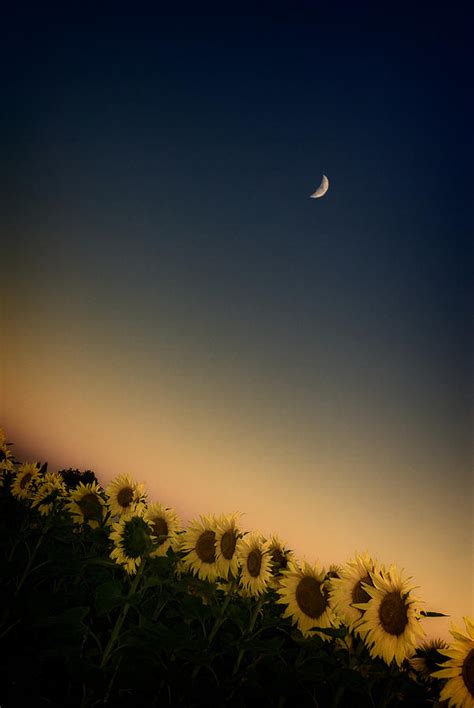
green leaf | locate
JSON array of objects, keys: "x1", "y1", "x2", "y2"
[
  {"x1": 308, "y1": 625, "x2": 348, "y2": 638},
  {"x1": 95, "y1": 580, "x2": 126, "y2": 616},
  {"x1": 419, "y1": 610, "x2": 450, "y2": 617}
]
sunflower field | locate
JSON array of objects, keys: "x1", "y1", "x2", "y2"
[{"x1": 1, "y1": 429, "x2": 473, "y2": 707}]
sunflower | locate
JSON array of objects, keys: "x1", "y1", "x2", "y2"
[
  {"x1": 267, "y1": 534, "x2": 294, "y2": 575},
  {"x1": 110, "y1": 509, "x2": 155, "y2": 575},
  {"x1": 143, "y1": 501, "x2": 181, "y2": 557},
  {"x1": 263, "y1": 534, "x2": 295, "y2": 590},
  {"x1": 431, "y1": 616, "x2": 474, "y2": 707},
  {"x1": 237, "y1": 532, "x2": 273, "y2": 597},
  {"x1": 67, "y1": 481, "x2": 107, "y2": 528},
  {"x1": 409, "y1": 638, "x2": 450, "y2": 680},
  {"x1": 277, "y1": 560, "x2": 339, "y2": 640},
  {"x1": 105, "y1": 473, "x2": 146, "y2": 517},
  {"x1": 31, "y1": 472, "x2": 67, "y2": 516},
  {"x1": 11, "y1": 462, "x2": 42, "y2": 500},
  {"x1": 180, "y1": 514, "x2": 220, "y2": 581},
  {"x1": 214, "y1": 512, "x2": 243, "y2": 580},
  {"x1": 0, "y1": 436, "x2": 15, "y2": 475},
  {"x1": 354, "y1": 564, "x2": 425, "y2": 666},
  {"x1": 328, "y1": 551, "x2": 380, "y2": 635}
]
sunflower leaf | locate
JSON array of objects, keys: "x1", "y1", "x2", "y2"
[
  {"x1": 308, "y1": 625, "x2": 348, "y2": 638},
  {"x1": 95, "y1": 579, "x2": 126, "y2": 616}
]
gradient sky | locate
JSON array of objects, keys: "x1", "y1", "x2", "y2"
[{"x1": 2, "y1": 5, "x2": 473, "y2": 640}]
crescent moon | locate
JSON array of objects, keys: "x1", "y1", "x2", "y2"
[{"x1": 310, "y1": 174, "x2": 329, "y2": 199}]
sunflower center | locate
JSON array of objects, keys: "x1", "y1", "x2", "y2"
[
  {"x1": 20, "y1": 472, "x2": 32, "y2": 489},
  {"x1": 77, "y1": 493, "x2": 103, "y2": 522},
  {"x1": 247, "y1": 549, "x2": 262, "y2": 577},
  {"x1": 152, "y1": 517, "x2": 169, "y2": 545},
  {"x1": 195, "y1": 530, "x2": 216, "y2": 563},
  {"x1": 378, "y1": 591, "x2": 408, "y2": 636},
  {"x1": 271, "y1": 547, "x2": 288, "y2": 573},
  {"x1": 122, "y1": 517, "x2": 153, "y2": 559},
  {"x1": 220, "y1": 530, "x2": 237, "y2": 559},
  {"x1": 117, "y1": 486, "x2": 134, "y2": 508},
  {"x1": 462, "y1": 649, "x2": 474, "y2": 697},
  {"x1": 352, "y1": 575, "x2": 373, "y2": 605},
  {"x1": 296, "y1": 576, "x2": 327, "y2": 619}
]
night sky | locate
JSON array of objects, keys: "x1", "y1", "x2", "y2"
[{"x1": 3, "y1": 5, "x2": 472, "y2": 638}]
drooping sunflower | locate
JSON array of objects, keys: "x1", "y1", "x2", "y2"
[
  {"x1": 110, "y1": 509, "x2": 155, "y2": 575},
  {"x1": 408, "y1": 638, "x2": 450, "y2": 680},
  {"x1": 277, "y1": 560, "x2": 339, "y2": 640},
  {"x1": 237, "y1": 532, "x2": 273, "y2": 597},
  {"x1": 11, "y1": 462, "x2": 42, "y2": 500},
  {"x1": 214, "y1": 512, "x2": 243, "y2": 580},
  {"x1": 105, "y1": 473, "x2": 146, "y2": 517},
  {"x1": 180, "y1": 514, "x2": 220, "y2": 581},
  {"x1": 143, "y1": 501, "x2": 181, "y2": 557},
  {"x1": 67, "y1": 481, "x2": 107, "y2": 528},
  {"x1": 354, "y1": 564, "x2": 425, "y2": 666},
  {"x1": 431, "y1": 616, "x2": 474, "y2": 707},
  {"x1": 31, "y1": 472, "x2": 67, "y2": 516},
  {"x1": 328, "y1": 551, "x2": 380, "y2": 635}
]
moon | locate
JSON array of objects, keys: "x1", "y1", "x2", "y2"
[{"x1": 310, "y1": 174, "x2": 329, "y2": 199}]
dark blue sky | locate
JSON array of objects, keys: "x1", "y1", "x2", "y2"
[{"x1": 6, "y1": 4, "x2": 472, "y2": 407}]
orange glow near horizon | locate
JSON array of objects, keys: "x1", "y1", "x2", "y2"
[{"x1": 3, "y1": 317, "x2": 472, "y2": 643}]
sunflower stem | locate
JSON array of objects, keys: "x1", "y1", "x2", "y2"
[
  {"x1": 232, "y1": 594, "x2": 266, "y2": 676},
  {"x1": 15, "y1": 514, "x2": 52, "y2": 595},
  {"x1": 207, "y1": 592, "x2": 232, "y2": 645},
  {"x1": 99, "y1": 560, "x2": 145, "y2": 669},
  {"x1": 191, "y1": 579, "x2": 236, "y2": 680}
]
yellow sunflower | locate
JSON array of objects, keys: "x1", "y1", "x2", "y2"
[
  {"x1": 264, "y1": 534, "x2": 295, "y2": 590},
  {"x1": 0, "y1": 439, "x2": 15, "y2": 475},
  {"x1": 143, "y1": 501, "x2": 181, "y2": 557},
  {"x1": 11, "y1": 462, "x2": 42, "y2": 500},
  {"x1": 105, "y1": 473, "x2": 146, "y2": 517},
  {"x1": 268, "y1": 534, "x2": 294, "y2": 575},
  {"x1": 237, "y1": 532, "x2": 273, "y2": 597},
  {"x1": 328, "y1": 551, "x2": 380, "y2": 635},
  {"x1": 354, "y1": 564, "x2": 425, "y2": 666},
  {"x1": 180, "y1": 514, "x2": 220, "y2": 581},
  {"x1": 431, "y1": 616, "x2": 474, "y2": 707},
  {"x1": 110, "y1": 509, "x2": 155, "y2": 575},
  {"x1": 31, "y1": 472, "x2": 67, "y2": 516},
  {"x1": 408, "y1": 638, "x2": 450, "y2": 680},
  {"x1": 214, "y1": 512, "x2": 243, "y2": 580},
  {"x1": 277, "y1": 560, "x2": 339, "y2": 640},
  {"x1": 67, "y1": 481, "x2": 107, "y2": 528}
]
